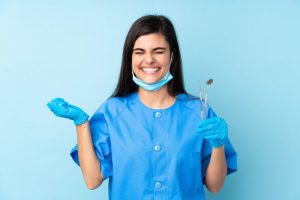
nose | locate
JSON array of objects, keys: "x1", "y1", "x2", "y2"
[{"x1": 144, "y1": 53, "x2": 155, "y2": 64}]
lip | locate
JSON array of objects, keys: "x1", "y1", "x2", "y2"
[
  {"x1": 139, "y1": 67, "x2": 161, "y2": 74},
  {"x1": 139, "y1": 66, "x2": 161, "y2": 69}
]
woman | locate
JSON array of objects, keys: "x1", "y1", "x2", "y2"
[{"x1": 47, "y1": 15, "x2": 237, "y2": 200}]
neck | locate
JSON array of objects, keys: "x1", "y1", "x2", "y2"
[{"x1": 137, "y1": 85, "x2": 176, "y2": 109}]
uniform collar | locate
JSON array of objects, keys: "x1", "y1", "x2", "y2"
[{"x1": 127, "y1": 92, "x2": 198, "y2": 105}]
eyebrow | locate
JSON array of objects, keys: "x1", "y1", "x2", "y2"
[{"x1": 133, "y1": 47, "x2": 167, "y2": 52}]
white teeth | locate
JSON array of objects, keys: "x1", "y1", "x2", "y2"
[{"x1": 142, "y1": 68, "x2": 160, "y2": 73}]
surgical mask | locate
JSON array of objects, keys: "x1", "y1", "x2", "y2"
[{"x1": 132, "y1": 53, "x2": 174, "y2": 91}]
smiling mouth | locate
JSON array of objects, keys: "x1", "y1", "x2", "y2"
[{"x1": 140, "y1": 67, "x2": 161, "y2": 74}]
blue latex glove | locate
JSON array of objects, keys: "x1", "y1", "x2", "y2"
[
  {"x1": 47, "y1": 98, "x2": 89, "y2": 126},
  {"x1": 196, "y1": 117, "x2": 228, "y2": 148}
]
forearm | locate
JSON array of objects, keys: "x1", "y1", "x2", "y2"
[
  {"x1": 204, "y1": 145, "x2": 227, "y2": 193},
  {"x1": 77, "y1": 121, "x2": 103, "y2": 189}
]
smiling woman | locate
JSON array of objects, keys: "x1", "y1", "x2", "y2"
[
  {"x1": 132, "y1": 33, "x2": 172, "y2": 83},
  {"x1": 47, "y1": 14, "x2": 237, "y2": 200}
]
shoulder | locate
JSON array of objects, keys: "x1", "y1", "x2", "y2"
[
  {"x1": 93, "y1": 93, "x2": 134, "y2": 124},
  {"x1": 176, "y1": 93, "x2": 201, "y2": 109},
  {"x1": 176, "y1": 92, "x2": 217, "y2": 118}
]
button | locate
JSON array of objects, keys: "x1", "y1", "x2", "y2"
[
  {"x1": 155, "y1": 181, "x2": 162, "y2": 189},
  {"x1": 155, "y1": 111, "x2": 161, "y2": 118},
  {"x1": 154, "y1": 145, "x2": 161, "y2": 152}
]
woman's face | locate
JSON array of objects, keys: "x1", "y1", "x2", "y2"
[{"x1": 132, "y1": 33, "x2": 172, "y2": 84}]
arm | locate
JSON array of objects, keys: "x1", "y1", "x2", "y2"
[
  {"x1": 76, "y1": 121, "x2": 104, "y2": 189},
  {"x1": 47, "y1": 98, "x2": 104, "y2": 189},
  {"x1": 196, "y1": 117, "x2": 229, "y2": 194},
  {"x1": 204, "y1": 145, "x2": 227, "y2": 193}
]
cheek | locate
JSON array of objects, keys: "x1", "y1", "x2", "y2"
[
  {"x1": 131, "y1": 57, "x2": 140, "y2": 73},
  {"x1": 156, "y1": 54, "x2": 170, "y2": 65},
  {"x1": 159, "y1": 58, "x2": 170, "y2": 68},
  {"x1": 132, "y1": 55, "x2": 141, "y2": 67}
]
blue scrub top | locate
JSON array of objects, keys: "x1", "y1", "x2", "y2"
[{"x1": 70, "y1": 92, "x2": 237, "y2": 200}]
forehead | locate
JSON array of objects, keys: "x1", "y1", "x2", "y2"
[{"x1": 133, "y1": 33, "x2": 169, "y2": 49}]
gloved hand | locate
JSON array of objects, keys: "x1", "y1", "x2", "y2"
[
  {"x1": 47, "y1": 98, "x2": 89, "y2": 126},
  {"x1": 196, "y1": 117, "x2": 228, "y2": 148}
]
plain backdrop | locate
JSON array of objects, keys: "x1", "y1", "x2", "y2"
[{"x1": 1, "y1": 1, "x2": 299, "y2": 199}]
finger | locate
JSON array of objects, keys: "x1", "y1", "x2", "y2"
[
  {"x1": 49, "y1": 98, "x2": 65, "y2": 105},
  {"x1": 216, "y1": 119, "x2": 227, "y2": 134},
  {"x1": 198, "y1": 117, "x2": 219, "y2": 128},
  {"x1": 197, "y1": 119, "x2": 224, "y2": 136},
  {"x1": 58, "y1": 101, "x2": 69, "y2": 111},
  {"x1": 218, "y1": 122, "x2": 228, "y2": 138},
  {"x1": 49, "y1": 103, "x2": 68, "y2": 116},
  {"x1": 197, "y1": 121, "x2": 219, "y2": 133},
  {"x1": 197, "y1": 128, "x2": 219, "y2": 138},
  {"x1": 201, "y1": 117, "x2": 226, "y2": 133},
  {"x1": 204, "y1": 123, "x2": 228, "y2": 140},
  {"x1": 197, "y1": 117, "x2": 220, "y2": 132},
  {"x1": 47, "y1": 98, "x2": 64, "y2": 110}
]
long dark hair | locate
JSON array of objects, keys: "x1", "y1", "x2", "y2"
[{"x1": 110, "y1": 15, "x2": 187, "y2": 98}]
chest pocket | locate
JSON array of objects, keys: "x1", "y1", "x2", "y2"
[{"x1": 178, "y1": 150, "x2": 203, "y2": 191}]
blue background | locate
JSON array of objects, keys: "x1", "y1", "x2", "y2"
[{"x1": 1, "y1": 1, "x2": 299, "y2": 199}]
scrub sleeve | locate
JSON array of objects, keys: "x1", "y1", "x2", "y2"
[
  {"x1": 201, "y1": 104, "x2": 238, "y2": 181},
  {"x1": 70, "y1": 108, "x2": 113, "y2": 180}
]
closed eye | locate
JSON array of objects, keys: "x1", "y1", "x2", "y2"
[{"x1": 134, "y1": 51, "x2": 143, "y2": 55}]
